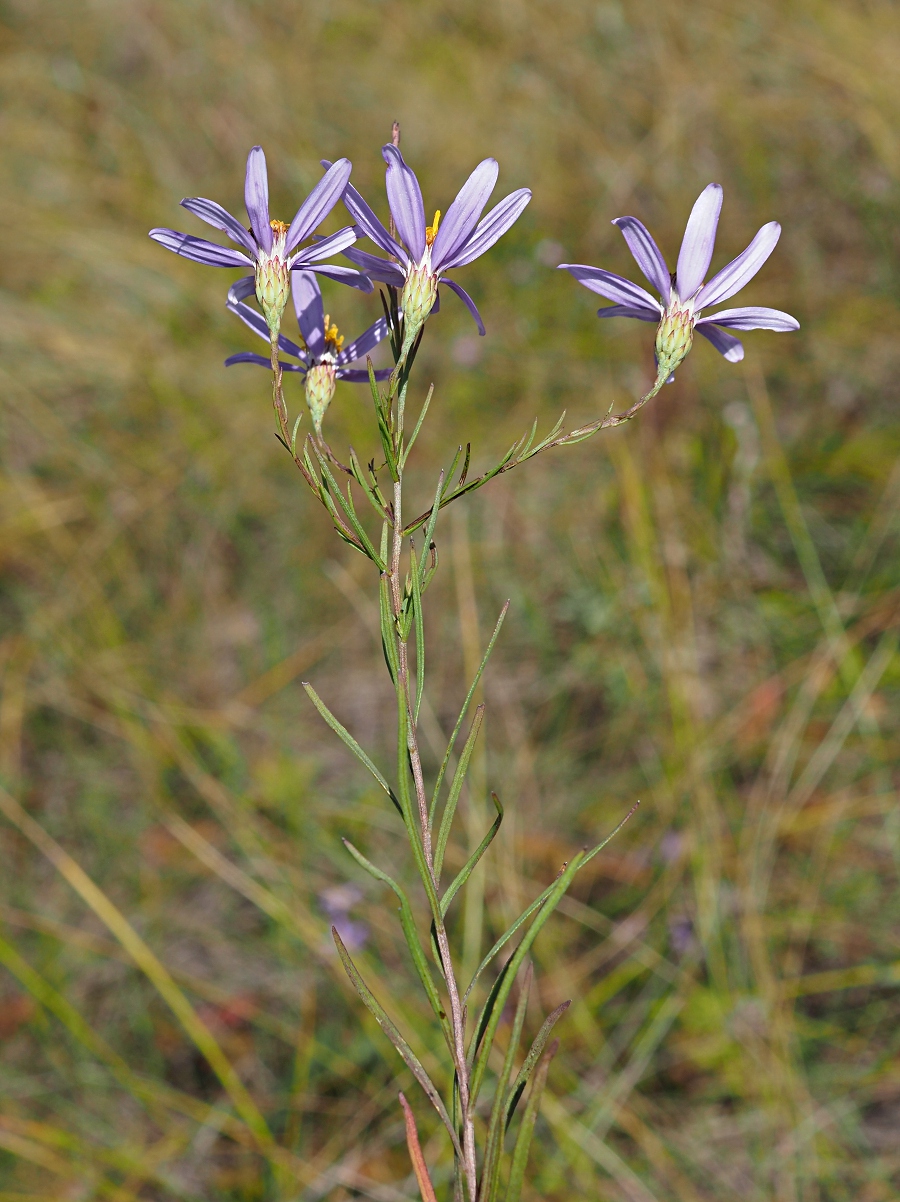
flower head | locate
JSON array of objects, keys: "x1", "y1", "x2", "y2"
[
  {"x1": 333, "y1": 146, "x2": 531, "y2": 350},
  {"x1": 150, "y1": 146, "x2": 371, "y2": 335},
  {"x1": 560, "y1": 183, "x2": 799, "y2": 391},
  {"x1": 225, "y1": 271, "x2": 392, "y2": 435}
]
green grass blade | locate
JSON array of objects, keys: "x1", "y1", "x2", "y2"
[
  {"x1": 440, "y1": 790, "x2": 502, "y2": 916},
  {"x1": 332, "y1": 927, "x2": 463, "y2": 1159},
  {"x1": 504, "y1": 1001, "x2": 570, "y2": 1130},
  {"x1": 503, "y1": 1040, "x2": 558, "y2": 1202},
  {"x1": 302, "y1": 682, "x2": 401, "y2": 815}
]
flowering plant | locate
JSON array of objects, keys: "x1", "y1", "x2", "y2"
[{"x1": 149, "y1": 130, "x2": 797, "y2": 1201}]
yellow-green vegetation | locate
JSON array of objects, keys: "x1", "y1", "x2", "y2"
[{"x1": 2, "y1": 0, "x2": 900, "y2": 1198}]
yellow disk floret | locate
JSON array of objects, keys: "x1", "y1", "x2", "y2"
[
  {"x1": 323, "y1": 315, "x2": 345, "y2": 353},
  {"x1": 425, "y1": 210, "x2": 442, "y2": 246}
]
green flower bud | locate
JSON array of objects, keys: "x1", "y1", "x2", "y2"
[
  {"x1": 654, "y1": 298, "x2": 695, "y2": 380},
  {"x1": 305, "y1": 363, "x2": 337, "y2": 437},
  {"x1": 400, "y1": 263, "x2": 438, "y2": 346}
]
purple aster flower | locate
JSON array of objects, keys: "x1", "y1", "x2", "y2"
[
  {"x1": 225, "y1": 270, "x2": 392, "y2": 435},
  {"x1": 330, "y1": 145, "x2": 531, "y2": 353},
  {"x1": 560, "y1": 183, "x2": 799, "y2": 397},
  {"x1": 150, "y1": 146, "x2": 370, "y2": 336}
]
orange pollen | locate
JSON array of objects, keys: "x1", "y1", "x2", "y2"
[{"x1": 269, "y1": 219, "x2": 289, "y2": 235}]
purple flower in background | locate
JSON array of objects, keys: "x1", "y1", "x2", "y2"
[
  {"x1": 560, "y1": 183, "x2": 799, "y2": 393},
  {"x1": 334, "y1": 145, "x2": 531, "y2": 351},
  {"x1": 150, "y1": 146, "x2": 369, "y2": 335},
  {"x1": 225, "y1": 271, "x2": 391, "y2": 435},
  {"x1": 319, "y1": 884, "x2": 368, "y2": 953}
]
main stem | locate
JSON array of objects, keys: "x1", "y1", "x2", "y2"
[{"x1": 389, "y1": 472, "x2": 478, "y2": 1201}]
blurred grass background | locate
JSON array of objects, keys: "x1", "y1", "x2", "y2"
[{"x1": 2, "y1": 0, "x2": 900, "y2": 1198}]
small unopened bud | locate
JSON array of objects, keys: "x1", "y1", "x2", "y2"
[
  {"x1": 305, "y1": 363, "x2": 337, "y2": 436},
  {"x1": 654, "y1": 298, "x2": 695, "y2": 380}
]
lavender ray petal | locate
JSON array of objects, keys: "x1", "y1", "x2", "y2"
[
  {"x1": 336, "y1": 317, "x2": 390, "y2": 366},
  {"x1": 441, "y1": 189, "x2": 531, "y2": 269},
  {"x1": 696, "y1": 323, "x2": 744, "y2": 363},
  {"x1": 225, "y1": 297, "x2": 308, "y2": 360},
  {"x1": 431, "y1": 158, "x2": 499, "y2": 271},
  {"x1": 611, "y1": 216, "x2": 671, "y2": 299},
  {"x1": 695, "y1": 224, "x2": 782, "y2": 308},
  {"x1": 341, "y1": 246, "x2": 406, "y2": 286},
  {"x1": 180, "y1": 198, "x2": 257, "y2": 255},
  {"x1": 225, "y1": 351, "x2": 306, "y2": 373},
  {"x1": 596, "y1": 303, "x2": 660, "y2": 321},
  {"x1": 227, "y1": 275, "x2": 256, "y2": 304},
  {"x1": 559, "y1": 263, "x2": 661, "y2": 311},
  {"x1": 149, "y1": 228, "x2": 254, "y2": 268},
  {"x1": 307, "y1": 262, "x2": 374, "y2": 292},
  {"x1": 244, "y1": 146, "x2": 272, "y2": 254},
  {"x1": 676, "y1": 183, "x2": 723, "y2": 298},
  {"x1": 335, "y1": 367, "x2": 393, "y2": 382},
  {"x1": 440, "y1": 277, "x2": 485, "y2": 335},
  {"x1": 697, "y1": 305, "x2": 798, "y2": 332},
  {"x1": 291, "y1": 225, "x2": 358, "y2": 265},
  {"x1": 290, "y1": 270, "x2": 325, "y2": 358},
  {"x1": 285, "y1": 159, "x2": 353, "y2": 254},
  {"x1": 382, "y1": 144, "x2": 426, "y2": 261}
]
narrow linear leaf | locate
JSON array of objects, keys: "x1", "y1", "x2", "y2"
[
  {"x1": 504, "y1": 1040, "x2": 559, "y2": 1202},
  {"x1": 440, "y1": 790, "x2": 502, "y2": 916},
  {"x1": 469, "y1": 851, "x2": 585, "y2": 1104},
  {"x1": 302, "y1": 683, "x2": 401, "y2": 815},
  {"x1": 410, "y1": 542, "x2": 426, "y2": 723},
  {"x1": 399, "y1": 1093, "x2": 439, "y2": 1202},
  {"x1": 431, "y1": 601, "x2": 509, "y2": 826},
  {"x1": 332, "y1": 927, "x2": 463, "y2": 1159},
  {"x1": 470, "y1": 804, "x2": 639, "y2": 1102},
  {"x1": 464, "y1": 801, "x2": 639, "y2": 1003},
  {"x1": 400, "y1": 383, "x2": 434, "y2": 470},
  {"x1": 414, "y1": 469, "x2": 445, "y2": 584},
  {"x1": 480, "y1": 964, "x2": 532, "y2": 1202},
  {"x1": 350, "y1": 447, "x2": 389, "y2": 519},
  {"x1": 504, "y1": 1001, "x2": 570, "y2": 1130},
  {"x1": 380, "y1": 571, "x2": 400, "y2": 686},
  {"x1": 313, "y1": 445, "x2": 384, "y2": 567},
  {"x1": 434, "y1": 705, "x2": 484, "y2": 878},
  {"x1": 342, "y1": 840, "x2": 450, "y2": 1042}
]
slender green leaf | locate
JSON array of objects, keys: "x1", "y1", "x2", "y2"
[
  {"x1": 342, "y1": 839, "x2": 451, "y2": 1044},
  {"x1": 332, "y1": 928, "x2": 463, "y2": 1159},
  {"x1": 481, "y1": 964, "x2": 532, "y2": 1202},
  {"x1": 410, "y1": 542, "x2": 426, "y2": 723},
  {"x1": 312, "y1": 444, "x2": 384, "y2": 567},
  {"x1": 350, "y1": 447, "x2": 389, "y2": 519},
  {"x1": 464, "y1": 801, "x2": 639, "y2": 1002},
  {"x1": 440, "y1": 789, "x2": 502, "y2": 916},
  {"x1": 504, "y1": 1040, "x2": 558, "y2": 1202},
  {"x1": 430, "y1": 602, "x2": 509, "y2": 827},
  {"x1": 400, "y1": 383, "x2": 434, "y2": 469},
  {"x1": 433, "y1": 705, "x2": 484, "y2": 878},
  {"x1": 469, "y1": 851, "x2": 585, "y2": 1104},
  {"x1": 303, "y1": 682, "x2": 401, "y2": 815},
  {"x1": 379, "y1": 572, "x2": 399, "y2": 686},
  {"x1": 414, "y1": 469, "x2": 445, "y2": 584},
  {"x1": 504, "y1": 1001, "x2": 570, "y2": 1130}
]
